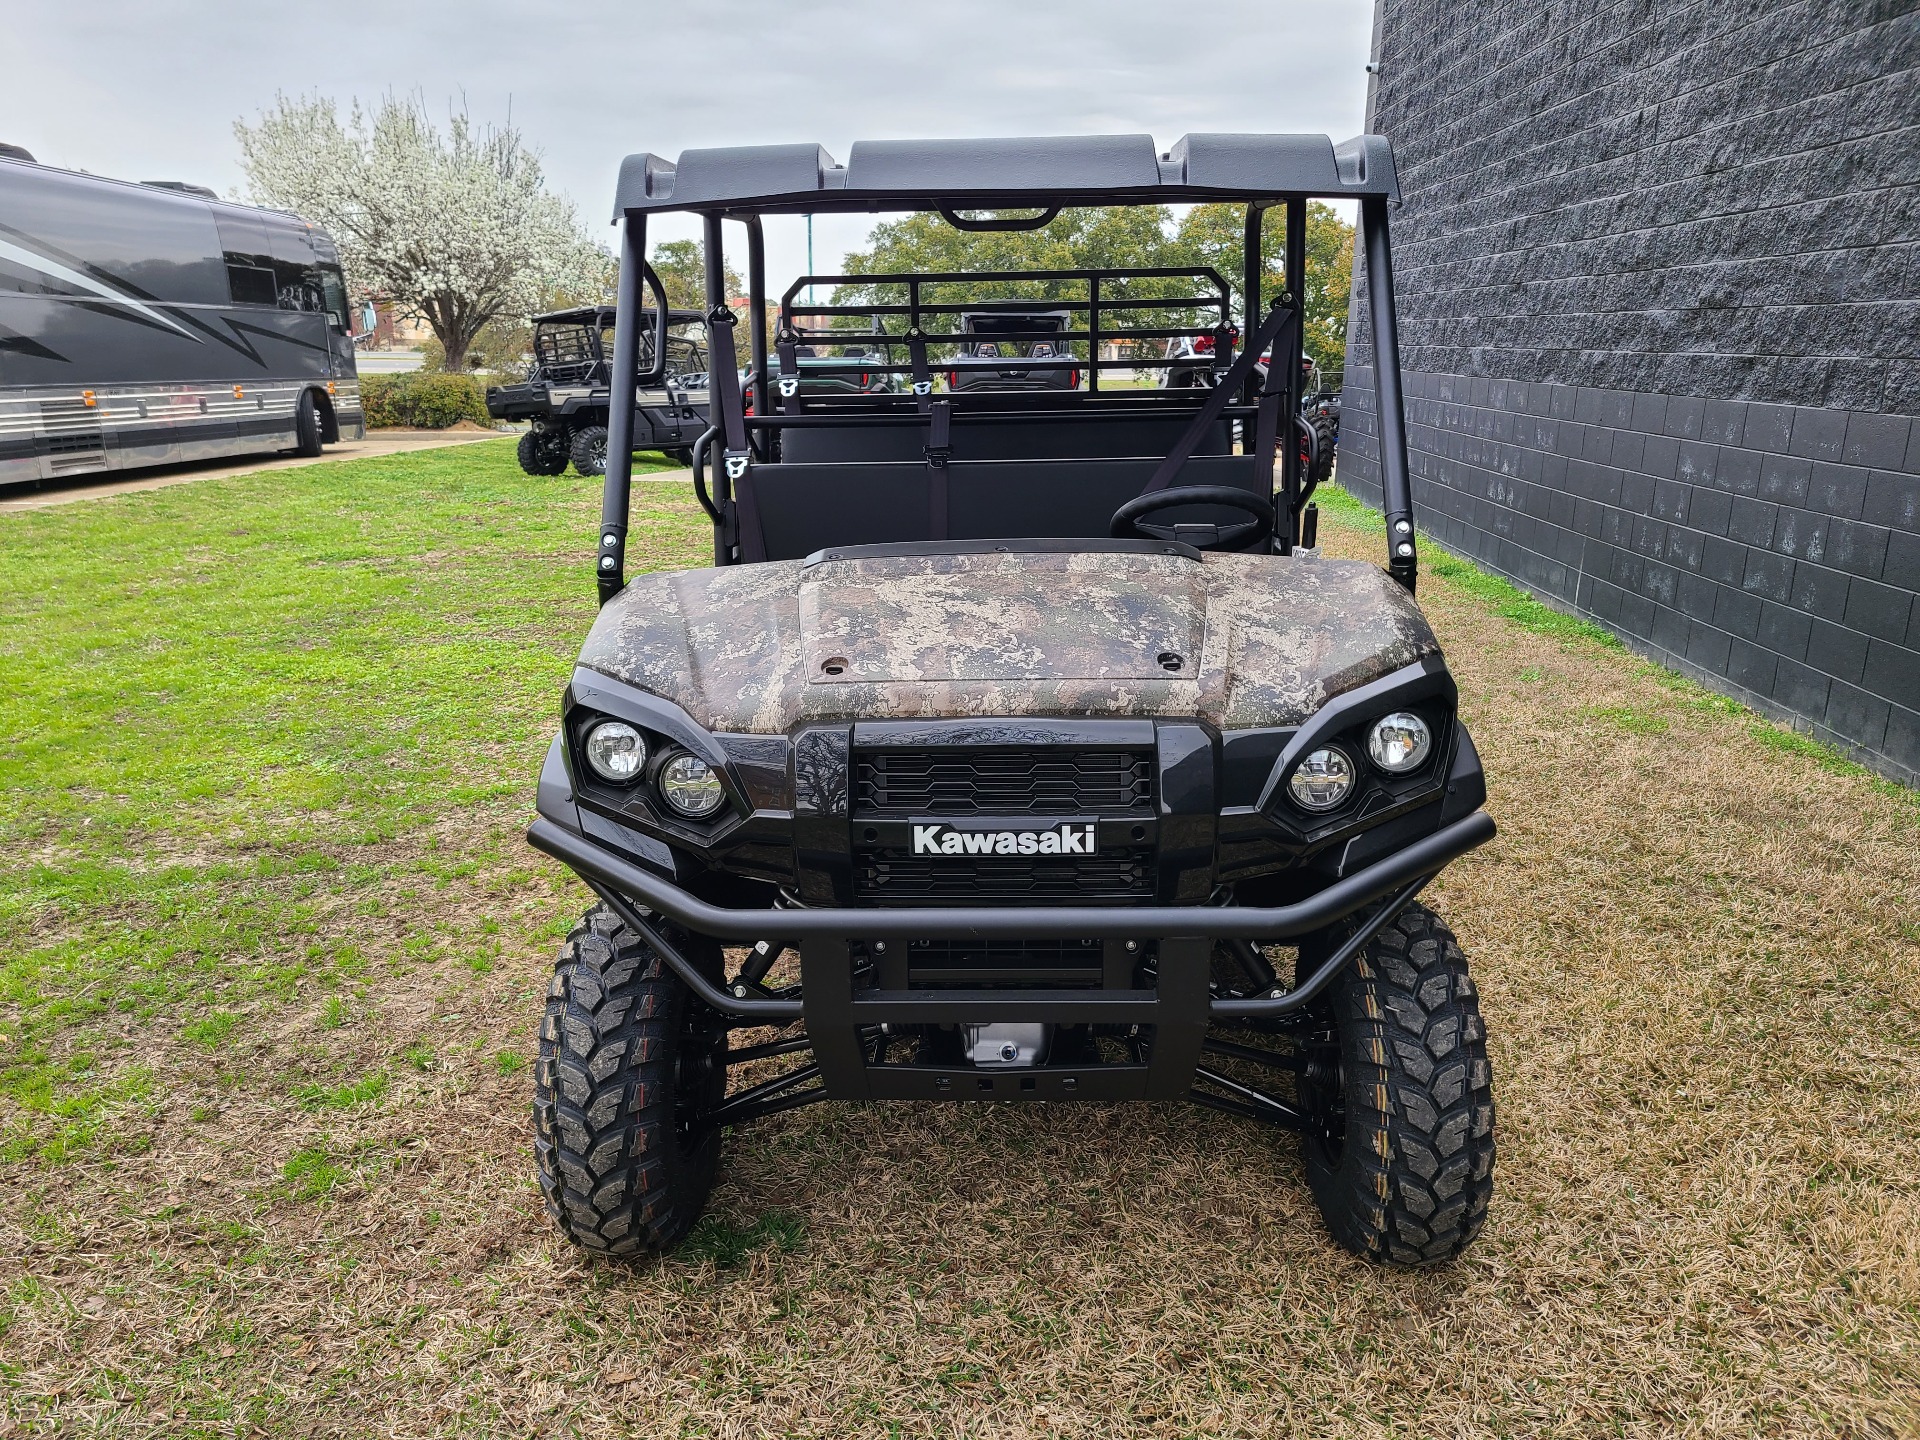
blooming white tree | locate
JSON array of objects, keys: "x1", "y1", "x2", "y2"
[{"x1": 235, "y1": 95, "x2": 611, "y2": 371}]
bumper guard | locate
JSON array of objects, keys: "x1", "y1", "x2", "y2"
[{"x1": 526, "y1": 809, "x2": 1494, "y2": 1024}]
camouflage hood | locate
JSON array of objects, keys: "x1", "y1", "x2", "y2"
[{"x1": 577, "y1": 547, "x2": 1438, "y2": 734}]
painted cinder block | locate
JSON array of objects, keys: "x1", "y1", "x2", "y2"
[{"x1": 1344, "y1": 0, "x2": 1919, "y2": 780}]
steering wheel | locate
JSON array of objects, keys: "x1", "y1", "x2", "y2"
[{"x1": 1110, "y1": 485, "x2": 1275, "y2": 551}]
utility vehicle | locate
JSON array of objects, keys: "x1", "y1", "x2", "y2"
[
  {"x1": 948, "y1": 310, "x2": 1079, "y2": 391},
  {"x1": 754, "y1": 339, "x2": 898, "y2": 399},
  {"x1": 487, "y1": 303, "x2": 710, "y2": 475},
  {"x1": 527, "y1": 133, "x2": 1496, "y2": 1267}
]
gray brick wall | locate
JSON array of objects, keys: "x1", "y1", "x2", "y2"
[{"x1": 1343, "y1": 0, "x2": 1920, "y2": 781}]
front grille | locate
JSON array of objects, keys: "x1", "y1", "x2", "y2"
[
  {"x1": 853, "y1": 747, "x2": 1153, "y2": 817},
  {"x1": 897, "y1": 937, "x2": 1108, "y2": 986},
  {"x1": 855, "y1": 849, "x2": 1154, "y2": 904}
]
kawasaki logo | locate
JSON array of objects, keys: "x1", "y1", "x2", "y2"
[{"x1": 911, "y1": 822, "x2": 1096, "y2": 856}]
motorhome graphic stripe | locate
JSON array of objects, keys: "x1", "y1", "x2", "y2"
[{"x1": 0, "y1": 235, "x2": 202, "y2": 341}]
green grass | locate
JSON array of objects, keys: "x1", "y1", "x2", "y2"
[
  {"x1": 0, "y1": 441, "x2": 706, "y2": 1161},
  {"x1": 182, "y1": 1011, "x2": 240, "y2": 1048},
  {"x1": 282, "y1": 1145, "x2": 344, "y2": 1199},
  {"x1": 677, "y1": 1210, "x2": 807, "y2": 1268},
  {"x1": 2, "y1": 450, "x2": 1904, "y2": 1166},
  {"x1": 2, "y1": 445, "x2": 1913, "y2": 1438},
  {"x1": 1422, "y1": 550, "x2": 1626, "y2": 650},
  {"x1": 294, "y1": 1071, "x2": 389, "y2": 1111},
  {"x1": 1582, "y1": 704, "x2": 1671, "y2": 736}
]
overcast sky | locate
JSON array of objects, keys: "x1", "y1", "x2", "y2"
[{"x1": 5, "y1": 0, "x2": 1376, "y2": 284}]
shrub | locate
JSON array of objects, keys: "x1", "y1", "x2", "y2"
[{"x1": 359, "y1": 371, "x2": 494, "y2": 430}]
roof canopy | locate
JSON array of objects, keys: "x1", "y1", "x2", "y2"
[{"x1": 611, "y1": 133, "x2": 1399, "y2": 219}]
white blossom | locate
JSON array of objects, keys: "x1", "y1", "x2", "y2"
[{"x1": 235, "y1": 94, "x2": 611, "y2": 370}]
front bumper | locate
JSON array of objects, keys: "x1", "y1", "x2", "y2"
[
  {"x1": 527, "y1": 807, "x2": 1493, "y2": 1101},
  {"x1": 532, "y1": 657, "x2": 1493, "y2": 1105}
]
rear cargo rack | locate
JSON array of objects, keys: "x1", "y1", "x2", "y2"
[{"x1": 776, "y1": 266, "x2": 1235, "y2": 392}]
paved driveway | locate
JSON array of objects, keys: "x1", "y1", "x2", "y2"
[{"x1": 0, "y1": 429, "x2": 503, "y2": 512}]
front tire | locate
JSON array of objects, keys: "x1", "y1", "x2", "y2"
[
  {"x1": 516, "y1": 427, "x2": 569, "y2": 476},
  {"x1": 569, "y1": 425, "x2": 610, "y2": 477},
  {"x1": 1298, "y1": 901, "x2": 1495, "y2": 1265},
  {"x1": 533, "y1": 906, "x2": 726, "y2": 1257},
  {"x1": 293, "y1": 390, "x2": 324, "y2": 457},
  {"x1": 1306, "y1": 412, "x2": 1337, "y2": 485}
]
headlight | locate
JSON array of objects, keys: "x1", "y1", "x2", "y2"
[
  {"x1": 658, "y1": 752, "x2": 726, "y2": 818},
  {"x1": 583, "y1": 721, "x2": 647, "y2": 783},
  {"x1": 1367, "y1": 712, "x2": 1432, "y2": 773},
  {"x1": 1287, "y1": 746, "x2": 1354, "y2": 811}
]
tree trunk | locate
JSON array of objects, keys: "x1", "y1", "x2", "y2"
[{"x1": 422, "y1": 295, "x2": 491, "y2": 373}]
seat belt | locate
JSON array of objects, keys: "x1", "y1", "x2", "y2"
[
  {"x1": 926, "y1": 398, "x2": 951, "y2": 540},
  {"x1": 1141, "y1": 302, "x2": 1296, "y2": 495},
  {"x1": 706, "y1": 305, "x2": 767, "y2": 563},
  {"x1": 907, "y1": 330, "x2": 933, "y2": 410},
  {"x1": 1250, "y1": 337, "x2": 1287, "y2": 547},
  {"x1": 903, "y1": 328, "x2": 950, "y2": 538},
  {"x1": 776, "y1": 336, "x2": 800, "y2": 414}
]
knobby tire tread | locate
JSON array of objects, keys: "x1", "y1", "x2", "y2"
[
  {"x1": 1305, "y1": 901, "x2": 1495, "y2": 1266},
  {"x1": 517, "y1": 429, "x2": 569, "y2": 476},
  {"x1": 533, "y1": 906, "x2": 719, "y2": 1257},
  {"x1": 570, "y1": 425, "x2": 610, "y2": 477}
]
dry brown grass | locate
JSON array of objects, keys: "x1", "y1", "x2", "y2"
[{"x1": 4, "y1": 500, "x2": 1918, "y2": 1438}]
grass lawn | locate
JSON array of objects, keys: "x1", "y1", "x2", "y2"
[{"x1": 1, "y1": 440, "x2": 1916, "y2": 1437}]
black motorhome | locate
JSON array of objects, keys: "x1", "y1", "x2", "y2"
[{"x1": 0, "y1": 151, "x2": 363, "y2": 487}]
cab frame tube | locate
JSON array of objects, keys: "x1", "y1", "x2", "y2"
[
  {"x1": 597, "y1": 214, "x2": 646, "y2": 606},
  {"x1": 1361, "y1": 196, "x2": 1418, "y2": 592}
]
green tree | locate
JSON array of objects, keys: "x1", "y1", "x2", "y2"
[
  {"x1": 834, "y1": 208, "x2": 1192, "y2": 357},
  {"x1": 648, "y1": 238, "x2": 743, "y2": 311},
  {"x1": 841, "y1": 206, "x2": 1176, "y2": 292},
  {"x1": 833, "y1": 203, "x2": 1353, "y2": 375},
  {"x1": 1170, "y1": 202, "x2": 1353, "y2": 376}
]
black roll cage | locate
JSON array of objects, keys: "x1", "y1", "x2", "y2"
[
  {"x1": 593, "y1": 142, "x2": 1418, "y2": 605},
  {"x1": 528, "y1": 306, "x2": 709, "y2": 385}
]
